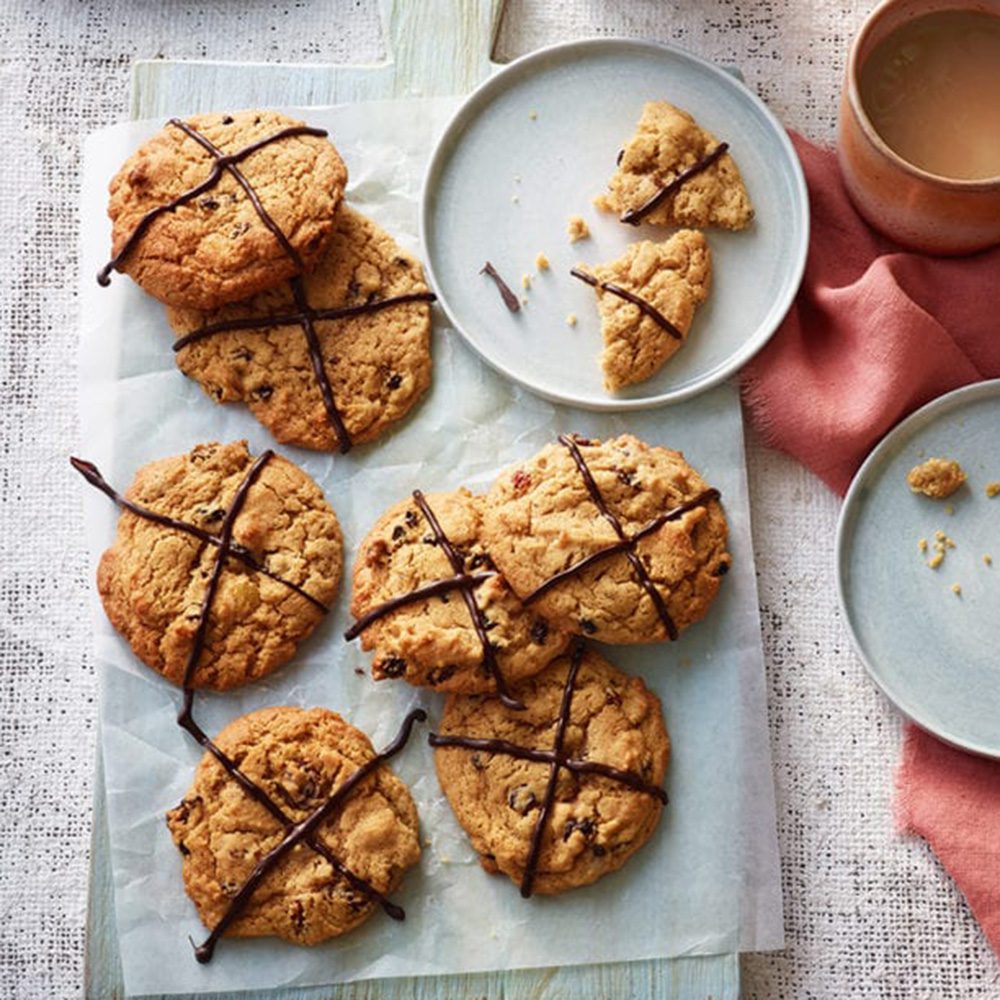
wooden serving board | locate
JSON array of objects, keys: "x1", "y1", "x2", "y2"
[{"x1": 84, "y1": 2, "x2": 741, "y2": 996}]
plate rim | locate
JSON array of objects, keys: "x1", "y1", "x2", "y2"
[
  {"x1": 419, "y1": 35, "x2": 810, "y2": 411},
  {"x1": 835, "y1": 378, "x2": 1000, "y2": 759}
]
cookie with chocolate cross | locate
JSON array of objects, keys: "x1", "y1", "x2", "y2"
[
  {"x1": 571, "y1": 229, "x2": 712, "y2": 391},
  {"x1": 481, "y1": 433, "x2": 730, "y2": 644},
  {"x1": 167, "y1": 705, "x2": 422, "y2": 953},
  {"x1": 167, "y1": 205, "x2": 435, "y2": 453},
  {"x1": 347, "y1": 488, "x2": 571, "y2": 704},
  {"x1": 595, "y1": 101, "x2": 754, "y2": 230},
  {"x1": 102, "y1": 110, "x2": 348, "y2": 309},
  {"x1": 75, "y1": 440, "x2": 341, "y2": 690},
  {"x1": 431, "y1": 644, "x2": 670, "y2": 896}
]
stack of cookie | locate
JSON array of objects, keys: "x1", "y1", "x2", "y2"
[
  {"x1": 101, "y1": 111, "x2": 435, "y2": 452},
  {"x1": 348, "y1": 431, "x2": 730, "y2": 896}
]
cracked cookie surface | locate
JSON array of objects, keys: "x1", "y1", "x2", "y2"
[
  {"x1": 166, "y1": 706, "x2": 420, "y2": 945},
  {"x1": 107, "y1": 110, "x2": 347, "y2": 309},
  {"x1": 96, "y1": 440, "x2": 342, "y2": 690},
  {"x1": 433, "y1": 647, "x2": 669, "y2": 895},
  {"x1": 595, "y1": 101, "x2": 754, "y2": 230},
  {"x1": 582, "y1": 230, "x2": 711, "y2": 391},
  {"x1": 350, "y1": 489, "x2": 571, "y2": 694},
  {"x1": 168, "y1": 205, "x2": 433, "y2": 451},
  {"x1": 481, "y1": 434, "x2": 730, "y2": 644}
]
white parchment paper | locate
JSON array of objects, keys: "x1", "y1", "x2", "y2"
[{"x1": 78, "y1": 98, "x2": 782, "y2": 997}]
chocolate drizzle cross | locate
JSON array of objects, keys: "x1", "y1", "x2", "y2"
[
  {"x1": 620, "y1": 142, "x2": 730, "y2": 226},
  {"x1": 69, "y1": 454, "x2": 327, "y2": 613},
  {"x1": 521, "y1": 435, "x2": 721, "y2": 642},
  {"x1": 97, "y1": 117, "x2": 330, "y2": 286},
  {"x1": 181, "y1": 706, "x2": 425, "y2": 963},
  {"x1": 429, "y1": 641, "x2": 668, "y2": 898},
  {"x1": 171, "y1": 280, "x2": 437, "y2": 454},
  {"x1": 71, "y1": 451, "x2": 421, "y2": 960},
  {"x1": 345, "y1": 490, "x2": 524, "y2": 711},
  {"x1": 569, "y1": 267, "x2": 684, "y2": 341}
]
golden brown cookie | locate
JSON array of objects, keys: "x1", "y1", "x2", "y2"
[
  {"x1": 481, "y1": 434, "x2": 730, "y2": 644},
  {"x1": 93, "y1": 440, "x2": 341, "y2": 690},
  {"x1": 574, "y1": 230, "x2": 711, "y2": 391},
  {"x1": 348, "y1": 489, "x2": 571, "y2": 699},
  {"x1": 103, "y1": 110, "x2": 347, "y2": 309},
  {"x1": 167, "y1": 206, "x2": 434, "y2": 452},
  {"x1": 431, "y1": 645, "x2": 669, "y2": 896},
  {"x1": 595, "y1": 101, "x2": 754, "y2": 230},
  {"x1": 167, "y1": 706, "x2": 421, "y2": 950}
]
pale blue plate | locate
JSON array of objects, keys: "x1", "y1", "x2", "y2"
[
  {"x1": 421, "y1": 38, "x2": 809, "y2": 410},
  {"x1": 837, "y1": 380, "x2": 1000, "y2": 757}
]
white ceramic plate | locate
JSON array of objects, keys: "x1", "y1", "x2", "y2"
[
  {"x1": 421, "y1": 38, "x2": 809, "y2": 410},
  {"x1": 837, "y1": 381, "x2": 1000, "y2": 757}
]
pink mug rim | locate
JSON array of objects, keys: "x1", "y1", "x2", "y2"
[{"x1": 846, "y1": 0, "x2": 1000, "y2": 191}]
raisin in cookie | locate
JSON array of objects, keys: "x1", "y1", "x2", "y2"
[
  {"x1": 167, "y1": 706, "x2": 421, "y2": 946},
  {"x1": 104, "y1": 110, "x2": 347, "y2": 309},
  {"x1": 95, "y1": 440, "x2": 341, "y2": 690},
  {"x1": 431, "y1": 645, "x2": 669, "y2": 896},
  {"x1": 595, "y1": 101, "x2": 753, "y2": 230},
  {"x1": 481, "y1": 434, "x2": 730, "y2": 644},
  {"x1": 575, "y1": 230, "x2": 711, "y2": 391},
  {"x1": 168, "y1": 206, "x2": 434, "y2": 452},
  {"x1": 348, "y1": 488, "x2": 571, "y2": 696}
]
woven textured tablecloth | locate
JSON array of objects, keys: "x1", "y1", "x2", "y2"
[{"x1": 2, "y1": 2, "x2": 998, "y2": 997}]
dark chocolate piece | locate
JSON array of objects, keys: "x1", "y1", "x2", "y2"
[
  {"x1": 620, "y1": 142, "x2": 730, "y2": 226},
  {"x1": 519, "y1": 435, "x2": 722, "y2": 642},
  {"x1": 429, "y1": 642, "x2": 667, "y2": 898},
  {"x1": 480, "y1": 261, "x2": 521, "y2": 313},
  {"x1": 98, "y1": 119, "x2": 329, "y2": 286},
  {"x1": 570, "y1": 267, "x2": 683, "y2": 341},
  {"x1": 345, "y1": 491, "x2": 523, "y2": 711}
]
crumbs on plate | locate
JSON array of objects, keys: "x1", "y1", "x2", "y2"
[{"x1": 567, "y1": 215, "x2": 590, "y2": 243}]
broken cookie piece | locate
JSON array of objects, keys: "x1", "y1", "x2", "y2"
[
  {"x1": 573, "y1": 230, "x2": 711, "y2": 391},
  {"x1": 907, "y1": 458, "x2": 967, "y2": 499},
  {"x1": 595, "y1": 101, "x2": 754, "y2": 231}
]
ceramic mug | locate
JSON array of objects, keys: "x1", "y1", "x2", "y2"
[{"x1": 838, "y1": 0, "x2": 1000, "y2": 255}]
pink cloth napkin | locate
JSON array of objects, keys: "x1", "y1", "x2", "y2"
[{"x1": 740, "y1": 133, "x2": 1000, "y2": 953}]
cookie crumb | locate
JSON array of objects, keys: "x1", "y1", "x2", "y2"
[
  {"x1": 907, "y1": 457, "x2": 966, "y2": 498},
  {"x1": 567, "y1": 215, "x2": 590, "y2": 243},
  {"x1": 521, "y1": 274, "x2": 532, "y2": 290},
  {"x1": 945, "y1": 504, "x2": 955, "y2": 515},
  {"x1": 566, "y1": 312, "x2": 578, "y2": 327},
  {"x1": 987, "y1": 481, "x2": 1000, "y2": 498},
  {"x1": 984, "y1": 554, "x2": 993, "y2": 566},
  {"x1": 918, "y1": 538, "x2": 928, "y2": 553},
  {"x1": 928, "y1": 552, "x2": 944, "y2": 569},
  {"x1": 535, "y1": 252, "x2": 550, "y2": 271},
  {"x1": 528, "y1": 110, "x2": 538, "y2": 121},
  {"x1": 511, "y1": 194, "x2": 520, "y2": 204},
  {"x1": 951, "y1": 583, "x2": 962, "y2": 596},
  {"x1": 934, "y1": 530, "x2": 956, "y2": 549}
]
